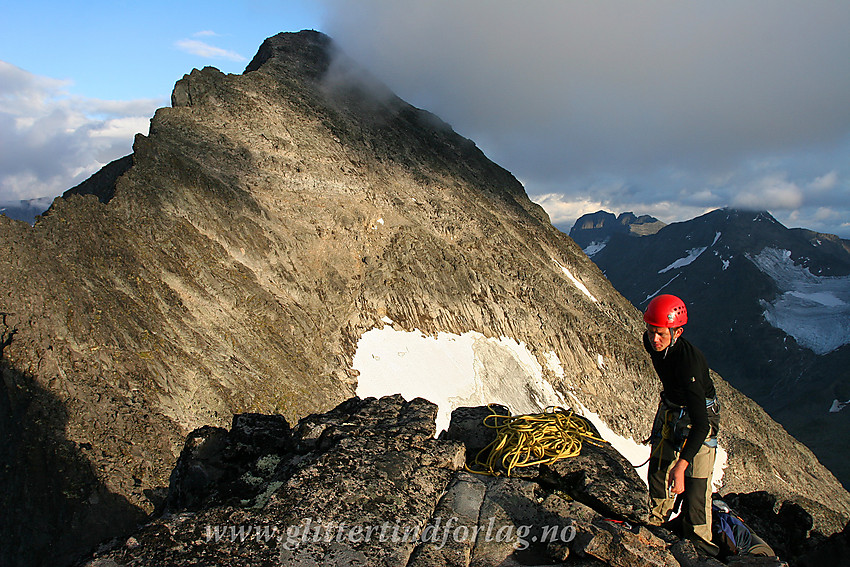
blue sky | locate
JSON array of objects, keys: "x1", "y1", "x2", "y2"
[
  {"x1": 1, "y1": 0, "x2": 323, "y2": 100},
  {"x1": 3, "y1": 1, "x2": 850, "y2": 238}
]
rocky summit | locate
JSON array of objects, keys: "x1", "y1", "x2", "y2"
[
  {"x1": 80, "y1": 396, "x2": 845, "y2": 566},
  {"x1": 1, "y1": 30, "x2": 850, "y2": 566}
]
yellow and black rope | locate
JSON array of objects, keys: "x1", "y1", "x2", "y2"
[{"x1": 466, "y1": 405, "x2": 607, "y2": 477}]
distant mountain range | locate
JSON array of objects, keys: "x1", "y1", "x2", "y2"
[
  {"x1": 0, "y1": 197, "x2": 54, "y2": 224},
  {"x1": 570, "y1": 207, "x2": 850, "y2": 487}
]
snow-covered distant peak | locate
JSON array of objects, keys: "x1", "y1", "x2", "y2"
[{"x1": 748, "y1": 247, "x2": 850, "y2": 354}]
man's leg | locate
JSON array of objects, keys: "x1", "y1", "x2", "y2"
[
  {"x1": 648, "y1": 440, "x2": 677, "y2": 525},
  {"x1": 683, "y1": 444, "x2": 719, "y2": 556}
]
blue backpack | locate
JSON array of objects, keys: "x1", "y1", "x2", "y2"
[{"x1": 712, "y1": 501, "x2": 753, "y2": 556}]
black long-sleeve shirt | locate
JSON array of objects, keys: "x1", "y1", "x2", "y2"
[{"x1": 643, "y1": 333, "x2": 716, "y2": 463}]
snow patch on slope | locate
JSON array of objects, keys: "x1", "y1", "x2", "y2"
[
  {"x1": 583, "y1": 241, "x2": 607, "y2": 257},
  {"x1": 353, "y1": 326, "x2": 566, "y2": 434},
  {"x1": 552, "y1": 259, "x2": 598, "y2": 302},
  {"x1": 713, "y1": 250, "x2": 731, "y2": 271},
  {"x1": 642, "y1": 274, "x2": 682, "y2": 305},
  {"x1": 659, "y1": 247, "x2": 707, "y2": 273},
  {"x1": 658, "y1": 232, "x2": 721, "y2": 274},
  {"x1": 748, "y1": 248, "x2": 850, "y2": 354}
]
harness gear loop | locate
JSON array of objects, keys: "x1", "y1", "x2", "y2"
[{"x1": 466, "y1": 405, "x2": 607, "y2": 477}]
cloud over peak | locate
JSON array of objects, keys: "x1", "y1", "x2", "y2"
[
  {"x1": 320, "y1": 0, "x2": 850, "y2": 236},
  {"x1": 175, "y1": 38, "x2": 246, "y2": 62}
]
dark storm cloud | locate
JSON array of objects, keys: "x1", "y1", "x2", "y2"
[{"x1": 320, "y1": 1, "x2": 850, "y2": 236}]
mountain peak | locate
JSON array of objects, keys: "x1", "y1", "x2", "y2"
[
  {"x1": 704, "y1": 207, "x2": 779, "y2": 226},
  {"x1": 244, "y1": 30, "x2": 334, "y2": 78},
  {"x1": 569, "y1": 209, "x2": 665, "y2": 252}
]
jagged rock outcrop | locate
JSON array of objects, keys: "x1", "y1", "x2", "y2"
[
  {"x1": 80, "y1": 396, "x2": 465, "y2": 566},
  {"x1": 81, "y1": 396, "x2": 837, "y2": 566},
  {"x1": 62, "y1": 154, "x2": 134, "y2": 205},
  {"x1": 1, "y1": 30, "x2": 849, "y2": 566}
]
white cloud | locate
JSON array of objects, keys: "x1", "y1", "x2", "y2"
[
  {"x1": 78, "y1": 98, "x2": 165, "y2": 118},
  {"x1": 529, "y1": 193, "x2": 605, "y2": 226},
  {"x1": 0, "y1": 61, "x2": 72, "y2": 116},
  {"x1": 0, "y1": 61, "x2": 162, "y2": 202},
  {"x1": 193, "y1": 30, "x2": 219, "y2": 38},
  {"x1": 175, "y1": 39, "x2": 246, "y2": 62},
  {"x1": 809, "y1": 171, "x2": 839, "y2": 192},
  {"x1": 732, "y1": 174, "x2": 804, "y2": 211},
  {"x1": 687, "y1": 189, "x2": 719, "y2": 205},
  {"x1": 88, "y1": 116, "x2": 152, "y2": 139},
  {"x1": 812, "y1": 207, "x2": 840, "y2": 222}
]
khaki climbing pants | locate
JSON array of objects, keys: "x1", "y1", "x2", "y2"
[{"x1": 648, "y1": 438, "x2": 717, "y2": 553}]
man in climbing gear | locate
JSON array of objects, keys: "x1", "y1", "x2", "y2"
[{"x1": 643, "y1": 294, "x2": 720, "y2": 556}]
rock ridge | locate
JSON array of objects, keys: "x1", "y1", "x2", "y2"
[{"x1": 81, "y1": 395, "x2": 840, "y2": 566}]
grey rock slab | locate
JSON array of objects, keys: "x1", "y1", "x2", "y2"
[{"x1": 539, "y1": 439, "x2": 651, "y2": 524}]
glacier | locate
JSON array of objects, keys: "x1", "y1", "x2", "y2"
[
  {"x1": 747, "y1": 248, "x2": 850, "y2": 354},
  {"x1": 582, "y1": 241, "x2": 607, "y2": 257}
]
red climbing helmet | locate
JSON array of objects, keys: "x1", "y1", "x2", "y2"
[{"x1": 644, "y1": 294, "x2": 688, "y2": 328}]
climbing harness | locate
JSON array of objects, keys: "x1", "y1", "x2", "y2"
[
  {"x1": 656, "y1": 395, "x2": 719, "y2": 451},
  {"x1": 636, "y1": 395, "x2": 720, "y2": 469},
  {"x1": 466, "y1": 405, "x2": 607, "y2": 477}
]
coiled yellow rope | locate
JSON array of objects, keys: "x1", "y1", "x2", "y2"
[{"x1": 466, "y1": 405, "x2": 608, "y2": 477}]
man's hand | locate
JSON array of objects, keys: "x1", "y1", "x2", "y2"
[{"x1": 667, "y1": 458, "x2": 689, "y2": 495}]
